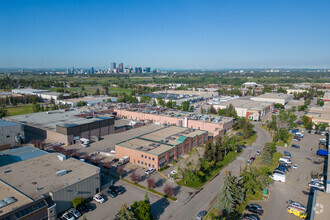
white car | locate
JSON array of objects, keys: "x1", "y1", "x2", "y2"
[
  {"x1": 308, "y1": 182, "x2": 325, "y2": 190},
  {"x1": 68, "y1": 208, "x2": 81, "y2": 218},
  {"x1": 293, "y1": 164, "x2": 298, "y2": 169},
  {"x1": 145, "y1": 168, "x2": 156, "y2": 175},
  {"x1": 256, "y1": 150, "x2": 261, "y2": 155},
  {"x1": 168, "y1": 170, "x2": 177, "y2": 178},
  {"x1": 93, "y1": 194, "x2": 105, "y2": 203},
  {"x1": 62, "y1": 213, "x2": 75, "y2": 220}
]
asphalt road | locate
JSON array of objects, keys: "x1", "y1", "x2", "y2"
[{"x1": 159, "y1": 123, "x2": 271, "y2": 220}]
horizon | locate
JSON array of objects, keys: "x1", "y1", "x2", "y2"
[{"x1": 1, "y1": 0, "x2": 330, "y2": 69}]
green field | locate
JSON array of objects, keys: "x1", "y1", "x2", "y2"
[{"x1": 7, "y1": 105, "x2": 34, "y2": 116}]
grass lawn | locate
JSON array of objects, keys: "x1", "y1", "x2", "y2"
[
  {"x1": 6, "y1": 105, "x2": 34, "y2": 116},
  {"x1": 177, "y1": 151, "x2": 241, "y2": 189}
]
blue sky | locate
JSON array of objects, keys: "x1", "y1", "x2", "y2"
[{"x1": 1, "y1": 0, "x2": 330, "y2": 69}]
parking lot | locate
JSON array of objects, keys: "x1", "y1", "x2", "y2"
[{"x1": 255, "y1": 129, "x2": 325, "y2": 220}]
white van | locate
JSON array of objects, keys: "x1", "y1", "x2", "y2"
[
  {"x1": 271, "y1": 173, "x2": 286, "y2": 182},
  {"x1": 279, "y1": 158, "x2": 292, "y2": 164}
]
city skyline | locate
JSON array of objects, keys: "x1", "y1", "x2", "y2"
[{"x1": 1, "y1": 0, "x2": 330, "y2": 69}]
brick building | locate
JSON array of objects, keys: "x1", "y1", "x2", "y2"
[{"x1": 115, "y1": 126, "x2": 208, "y2": 169}]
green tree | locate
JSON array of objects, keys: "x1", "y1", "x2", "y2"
[
  {"x1": 166, "y1": 100, "x2": 174, "y2": 108},
  {"x1": 130, "y1": 200, "x2": 152, "y2": 220},
  {"x1": 95, "y1": 88, "x2": 100, "y2": 95},
  {"x1": 115, "y1": 203, "x2": 136, "y2": 220},
  {"x1": 261, "y1": 142, "x2": 274, "y2": 165},
  {"x1": 181, "y1": 101, "x2": 190, "y2": 111},
  {"x1": 72, "y1": 197, "x2": 84, "y2": 209},
  {"x1": 0, "y1": 106, "x2": 7, "y2": 118}
]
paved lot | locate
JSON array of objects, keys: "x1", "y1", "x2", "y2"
[
  {"x1": 81, "y1": 180, "x2": 164, "y2": 220},
  {"x1": 256, "y1": 129, "x2": 325, "y2": 220}
]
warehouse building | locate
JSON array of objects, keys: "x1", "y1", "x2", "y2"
[
  {"x1": 57, "y1": 96, "x2": 117, "y2": 107},
  {"x1": 115, "y1": 126, "x2": 208, "y2": 169},
  {"x1": 0, "y1": 119, "x2": 24, "y2": 150},
  {"x1": 212, "y1": 98, "x2": 274, "y2": 121},
  {"x1": 251, "y1": 93, "x2": 293, "y2": 105},
  {"x1": 0, "y1": 153, "x2": 101, "y2": 215},
  {"x1": 4, "y1": 109, "x2": 115, "y2": 145}
]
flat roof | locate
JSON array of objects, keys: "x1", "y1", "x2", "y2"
[
  {"x1": 0, "y1": 119, "x2": 20, "y2": 128},
  {"x1": 306, "y1": 108, "x2": 330, "y2": 122},
  {"x1": 117, "y1": 138, "x2": 173, "y2": 156},
  {"x1": 0, "y1": 180, "x2": 33, "y2": 215},
  {"x1": 323, "y1": 91, "x2": 330, "y2": 100},
  {"x1": 252, "y1": 93, "x2": 293, "y2": 100},
  {"x1": 138, "y1": 92, "x2": 198, "y2": 100},
  {"x1": 4, "y1": 109, "x2": 113, "y2": 132},
  {"x1": 0, "y1": 153, "x2": 99, "y2": 200},
  {"x1": 140, "y1": 126, "x2": 206, "y2": 146},
  {"x1": 312, "y1": 190, "x2": 330, "y2": 220},
  {"x1": 0, "y1": 146, "x2": 48, "y2": 167},
  {"x1": 214, "y1": 98, "x2": 273, "y2": 110},
  {"x1": 62, "y1": 96, "x2": 115, "y2": 103}
]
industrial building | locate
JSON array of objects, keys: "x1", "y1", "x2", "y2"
[
  {"x1": 115, "y1": 107, "x2": 234, "y2": 137},
  {"x1": 12, "y1": 89, "x2": 64, "y2": 101},
  {"x1": 115, "y1": 126, "x2": 208, "y2": 169},
  {"x1": 0, "y1": 152, "x2": 100, "y2": 215},
  {"x1": 250, "y1": 93, "x2": 293, "y2": 105},
  {"x1": 212, "y1": 98, "x2": 274, "y2": 121},
  {"x1": 0, "y1": 119, "x2": 24, "y2": 150},
  {"x1": 306, "y1": 92, "x2": 330, "y2": 126},
  {"x1": 56, "y1": 96, "x2": 117, "y2": 107},
  {"x1": 4, "y1": 109, "x2": 115, "y2": 145}
]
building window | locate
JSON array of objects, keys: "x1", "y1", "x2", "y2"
[
  {"x1": 6, "y1": 135, "x2": 10, "y2": 138},
  {"x1": 152, "y1": 165, "x2": 155, "y2": 168},
  {"x1": 152, "y1": 158, "x2": 154, "y2": 161},
  {"x1": 138, "y1": 160, "x2": 140, "y2": 164},
  {"x1": 145, "y1": 162, "x2": 147, "y2": 165},
  {"x1": 149, "y1": 163, "x2": 151, "y2": 167},
  {"x1": 141, "y1": 154, "x2": 143, "y2": 158},
  {"x1": 145, "y1": 156, "x2": 147, "y2": 159},
  {"x1": 149, "y1": 157, "x2": 151, "y2": 160}
]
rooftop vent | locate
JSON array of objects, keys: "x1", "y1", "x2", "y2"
[
  {"x1": 56, "y1": 170, "x2": 67, "y2": 176},
  {"x1": 57, "y1": 154, "x2": 67, "y2": 161},
  {"x1": 137, "y1": 146, "x2": 143, "y2": 150}
]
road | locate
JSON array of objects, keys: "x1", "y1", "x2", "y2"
[{"x1": 158, "y1": 123, "x2": 271, "y2": 220}]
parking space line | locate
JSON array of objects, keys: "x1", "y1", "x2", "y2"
[
  {"x1": 158, "y1": 172, "x2": 168, "y2": 179},
  {"x1": 125, "y1": 163, "x2": 134, "y2": 168}
]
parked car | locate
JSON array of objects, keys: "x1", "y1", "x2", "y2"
[
  {"x1": 61, "y1": 213, "x2": 75, "y2": 220},
  {"x1": 270, "y1": 173, "x2": 286, "y2": 182},
  {"x1": 196, "y1": 210, "x2": 207, "y2": 220},
  {"x1": 76, "y1": 204, "x2": 88, "y2": 214},
  {"x1": 279, "y1": 158, "x2": 292, "y2": 164},
  {"x1": 68, "y1": 208, "x2": 81, "y2": 218},
  {"x1": 291, "y1": 144, "x2": 300, "y2": 149},
  {"x1": 106, "y1": 189, "x2": 117, "y2": 198},
  {"x1": 93, "y1": 194, "x2": 105, "y2": 203},
  {"x1": 145, "y1": 168, "x2": 156, "y2": 175},
  {"x1": 242, "y1": 213, "x2": 260, "y2": 220},
  {"x1": 286, "y1": 200, "x2": 306, "y2": 210},
  {"x1": 248, "y1": 157, "x2": 256, "y2": 163},
  {"x1": 308, "y1": 182, "x2": 325, "y2": 190},
  {"x1": 246, "y1": 204, "x2": 263, "y2": 210},
  {"x1": 277, "y1": 165, "x2": 289, "y2": 171},
  {"x1": 245, "y1": 206, "x2": 264, "y2": 215},
  {"x1": 274, "y1": 168, "x2": 286, "y2": 174},
  {"x1": 109, "y1": 185, "x2": 126, "y2": 195},
  {"x1": 241, "y1": 144, "x2": 247, "y2": 148},
  {"x1": 85, "y1": 203, "x2": 95, "y2": 212},
  {"x1": 274, "y1": 170, "x2": 285, "y2": 175},
  {"x1": 256, "y1": 150, "x2": 261, "y2": 155},
  {"x1": 292, "y1": 137, "x2": 301, "y2": 142},
  {"x1": 293, "y1": 164, "x2": 298, "y2": 169}
]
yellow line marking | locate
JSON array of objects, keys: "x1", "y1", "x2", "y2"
[{"x1": 158, "y1": 172, "x2": 168, "y2": 179}]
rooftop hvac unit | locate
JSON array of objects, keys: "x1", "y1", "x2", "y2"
[
  {"x1": 56, "y1": 170, "x2": 67, "y2": 176},
  {"x1": 146, "y1": 148, "x2": 151, "y2": 151},
  {"x1": 155, "y1": 143, "x2": 160, "y2": 147},
  {"x1": 57, "y1": 154, "x2": 67, "y2": 161},
  {"x1": 137, "y1": 146, "x2": 143, "y2": 150}
]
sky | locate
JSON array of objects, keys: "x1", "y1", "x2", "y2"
[{"x1": 0, "y1": 0, "x2": 330, "y2": 69}]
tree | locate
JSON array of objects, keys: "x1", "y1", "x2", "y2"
[
  {"x1": 117, "y1": 166, "x2": 125, "y2": 178},
  {"x1": 166, "y1": 100, "x2": 174, "y2": 108},
  {"x1": 241, "y1": 167, "x2": 263, "y2": 194},
  {"x1": 130, "y1": 200, "x2": 152, "y2": 220},
  {"x1": 209, "y1": 104, "x2": 217, "y2": 114},
  {"x1": 0, "y1": 106, "x2": 7, "y2": 118},
  {"x1": 115, "y1": 203, "x2": 136, "y2": 220},
  {"x1": 181, "y1": 101, "x2": 190, "y2": 111},
  {"x1": 261, "y1": 143, "x2": 274, "y2": 165},
  {"x1": 144, "y1": 188, "x2": 150, "y2": 204},
  {"x1": 147, "y1": 177, "x2": 156, "y2": 189},
  {"x1": 72, "y1": 197, "x2": 84, "y2": 209},
  {"x1": 164, "y1": 184, "x2": 174, "y2": 197},
  {"x1": 274, "y1": 103, "x2": 284, "y2": 109},
  {"x1": 95, "y1": 88, "x2": 100, "y2": 95},
  {"x1": 130, "y1": 170, "x2": 141, "y2": 183},
  {"x1": 216, "y1": 172, "x2": 244, "y2": 214}
]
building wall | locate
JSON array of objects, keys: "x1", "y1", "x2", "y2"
[
  {"x1": 51, "y1": 171, "x2": 100, "y2": 214},
  {"x1": 0, "y1": 124, "x2": 23, "y2": 146}
]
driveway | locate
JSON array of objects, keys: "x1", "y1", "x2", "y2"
[{"x1": 157, "y1": 123, "x2": 271, "y2": 220}]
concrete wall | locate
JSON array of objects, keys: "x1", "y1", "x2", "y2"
[
  {"x1": 0, "y1": 124, "x2": 23, "y2": 146},
  {"x1": 51, "y1": 171, "x2": 100, "y2": 214}
]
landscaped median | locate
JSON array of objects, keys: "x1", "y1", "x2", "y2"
[{"x1": 121, "y1": 178, "x2": 178, "y2": 201}]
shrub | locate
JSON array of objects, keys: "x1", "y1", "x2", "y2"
[
  {"x1": 72, "y1": 197, "x2": 84, "y2": 209},
  {"x1": 163, "y1": 184, "x2": 174, "y2": 197},
  {"x1": 130, "y1": 170, "x2": 141, "y2": 184},
  {"x1": 147, "y1": 177, "x2": 156, "y2": 189}
]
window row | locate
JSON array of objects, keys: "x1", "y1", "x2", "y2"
[
  {"x1": 141, "y1": 154, "x2": 155, "y2": 161},
  {"x1": 137, "y1": 160, "x2": 155, "y2": 168}
]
